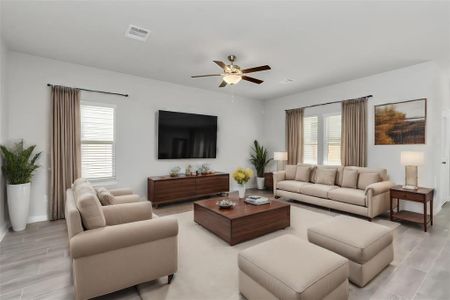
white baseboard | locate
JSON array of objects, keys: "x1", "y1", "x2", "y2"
[{"x1": 27, "y1": 214, "x2": 49, "y2": 223}]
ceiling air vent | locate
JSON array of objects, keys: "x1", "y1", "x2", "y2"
[{"x1": 125, "y1": 25, "x2": 150, "y2": 41}]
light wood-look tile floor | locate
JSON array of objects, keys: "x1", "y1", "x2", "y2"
[{"x1": 1, "y1": 189, "x2": 449, "y2": 300}]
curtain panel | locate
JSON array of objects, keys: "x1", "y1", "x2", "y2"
[
  {"x1": 285, "y1": 108, "x2": 304, "y2": 165},
  {"x1": 341, "y1": 97, "x2": 368, "y2": 167},
  {"x1": 50, "y1": 86, "x2": 81, "y2": 220}
]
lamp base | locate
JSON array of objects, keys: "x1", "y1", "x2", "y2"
[{"x1": 402, "y1": 185, "x2": 418, "y2": 190}]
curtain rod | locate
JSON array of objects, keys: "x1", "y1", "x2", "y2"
[
  {"x1": 47, "y1": 84, "x2": 128, "y2": 98},
  {"x1": 285, "y1": 95, "x2": 373, "y2": 111}
]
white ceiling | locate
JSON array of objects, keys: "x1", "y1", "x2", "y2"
[{"x1": 2, "y1": 1, "x2": 450, "y2": 100}]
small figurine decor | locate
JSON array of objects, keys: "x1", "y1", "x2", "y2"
[
  {"x1": 169, "y1": 166, "x2": 181, "y2": 177},
  {"x1": 185, "y1": 164, "x2": 194, "y2": 176}
]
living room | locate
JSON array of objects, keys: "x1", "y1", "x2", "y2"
[{"x1": 0, "y1": 1, "x2": 449, "y2": 300}]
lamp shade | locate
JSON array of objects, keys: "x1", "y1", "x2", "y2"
[
  {"x1": 274, "y1": 152, "x2": 288, "y2": 161},
  {"x1": 400, "y1": 151, "x2": 424, "y2": 166}
]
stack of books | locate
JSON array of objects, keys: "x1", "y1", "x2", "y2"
[{"x1": 245, "y1": 195, "x2": 270, "y2": 205}]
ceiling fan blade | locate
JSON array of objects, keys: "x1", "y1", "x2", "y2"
[
  {"x1": 242, "y1": 76, "x2": 263, "y2": 84},
  {"x1": 242, "y1": 65, "x2": 271, "y2": 74},
  {"x1": 191, "y1": 74, "x2": 222, "y2": 78},
  {"x1": 213, "y1": 60, "x2": 226, "y2": 69},
  {"x1": 219, "y1": 80, "x2": 227, "y2": 88}
]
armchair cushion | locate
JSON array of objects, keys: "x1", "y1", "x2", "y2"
[
  {"x1": 111, "y1": 194, "x2": 142, "y2": 205},
  {"x1": 70, "y1": 217, "x2": 178, "y2": 258},
  {"x1": 75, "y1": 188, "x2": 106, "y2": 230},
  {"x1": 96, "y1": 187, "x2": 115, "y2": 206},
  {"x1": 109, "y1": 187, "x2": 134, "y2": 196},
  {"x1": 102, "y1": 202, "x2": 153, "y2": 225}
]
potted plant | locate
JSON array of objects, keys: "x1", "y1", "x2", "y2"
[
  {"x1": 232, "y1": 167, "x2": 253, "y2": 199},
  {"x1": 249, "y1": 140, "x2": 273, "y2": 190},
  {"x1": 0, "y1": 140, "x2": 41, "y2": 231}
]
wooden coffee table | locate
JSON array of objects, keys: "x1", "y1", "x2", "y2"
[{"x1": 193, "y1": 197, "x2": 290, "y2": 245}]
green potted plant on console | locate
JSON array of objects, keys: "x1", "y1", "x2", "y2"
[
  {"x1": 249, "y1": 140, "x2": 272, "y2": 190},
  {"x1": 0, "y1": 140, "x2": 41, "y2": 231}
]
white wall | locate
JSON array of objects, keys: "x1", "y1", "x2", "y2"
[
  {"x1": 263, "y1": 62, "x2": 446, "y2": 214},
  {"x1": 0, "y1": 10, "x2": 8, "y2": 238},
  {"x1": 6, "y1": 52, "x2": 264, "y2": 222}
]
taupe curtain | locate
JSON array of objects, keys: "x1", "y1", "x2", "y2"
[
  {"x1": 341, "y1": 97, "x2": 368, "y2": 167},
  {"x1": 50, "y1": 86, "x2": 81, "y2": 220},
  {"x1": 286, "y1": 108, "x2": 304, "y2": 164}
]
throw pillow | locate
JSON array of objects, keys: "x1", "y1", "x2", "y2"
[
  {"x1": 75, "y1": 189, "x2": 106, "y2": 229},
  {"x1": 97, "y1": 188, "x2": 115, "y2": 206},
  {"x1": 341, "y1": 169, "x2": 359, "y2": 189},
  {"x1": 315, "y1": 168, "x2": 337, "y2": 186},
  {"x1": 295, "y1": 166, "x2": 311, "y2": 182},
  {"x1": 285, "y1": 165, "x2": 297, "y2": 180},
  {"x1": 357, "y1": 172, "x2": 380, "y2": 190}
]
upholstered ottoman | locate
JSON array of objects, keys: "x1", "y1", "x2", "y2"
[
  {"x1": 307, "y1": 215, "x2": 393, "y2": 287},
  {"x1": 238, "y1": 235, "x2": 349, "y2": 300}
]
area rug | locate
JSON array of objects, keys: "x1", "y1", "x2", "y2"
[{"x1": 138, "y1": 205, "x2": 399, "y2": 300}]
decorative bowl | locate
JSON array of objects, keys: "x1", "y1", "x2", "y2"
[{"x1": 217, "y1": 199, "x2": 235, "y2": 209}]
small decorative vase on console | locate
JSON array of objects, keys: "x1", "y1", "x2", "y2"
[{"x1": 238, "y1": 184, "x2": 246, "y2": 199}]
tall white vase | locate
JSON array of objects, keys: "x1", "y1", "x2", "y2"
[
  {"x1": 238, "y1": 184, "x2": 246, "y2": 199},
  {"x1": 256, "y1": 177, "x2": 265, "y2": 190},
  {"x1": 7, "y1": 183, "x2": 31, "y2": 231}
]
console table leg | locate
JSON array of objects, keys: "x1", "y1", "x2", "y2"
[
  {"x1": 424, "y1": 201, "x2": 427, "y2": 232},
  {"x1": 430, "y1": 198, "x2": 433, "y2": 226}
]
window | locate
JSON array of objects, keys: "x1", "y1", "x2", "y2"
[
  {"x1": 324, "y1": 114, "x2": 341, "y2": 165},
  {"x1": 303, "y1": 116, "x2": 318, "y2": 164},
  {"x1": 81, "y1": 104, "x2": 115, "y2": 181}
]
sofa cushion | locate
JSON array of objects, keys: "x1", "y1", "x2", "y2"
[
  {"x1": 341, "y1": 169, "x2": 359, "y2": 189},
  {"x1": 345, "y1": 166, "x2": 388, "y2": 181},
  {"x1": 328, "y1": 188, "x2": 366, "y2": 207},
  {"x1": 285, "y1": 165, "x2": 297, "y2": 180},
  {"x1": 312, "y1": 166, "x2": 344, "y2": 186},
  {"x1": 307, "y1": 215, "x2": 393, "y2": 264},
  {"x1": 96, "y1": 187, "x2": 115, "y2": 206},
  {"x1": 315, "y1": 168, "x2": 337, "y2": 186},
  {"x1": 295, "y1": 165, "x2": 311, "y2": 182},
  {"x1": 75, "y1": 187, "x2": 106, "y2": 230},
  {"x1": 277, "y1": 180, "x2": 309, "y2": 193},
  {"x1": 358, "y1": 172, "x2": 380, "y2": 190},
  {"x1": 301, "y1": 184, "x2": 338, "y2": 198},
  {"x1": 238, "y1": 235, "x2": 348, "y2": 300}
]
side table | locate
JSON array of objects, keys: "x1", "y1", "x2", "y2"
[{"x1": 390, "y1": 185, "x2": 434, "y2": 232}]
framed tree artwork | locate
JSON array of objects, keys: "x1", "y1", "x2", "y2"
[{"x1": 375, "y1": 98, "x2": 426, "y2": 145}]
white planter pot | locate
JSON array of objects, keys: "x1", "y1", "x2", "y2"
[
  {"x1": 238, "y1": 184, "x2": 246, "y2": 199},
  {"x1": 7, "y1": 183, "x2": 31, "y2": 231},
  {"x1": 256, "y1": 177, "x2": 265, "y2": 190}
]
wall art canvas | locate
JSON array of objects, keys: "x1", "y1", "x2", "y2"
[{"x1": 375, "y1": 98, "x2": 426, "y2": 145}]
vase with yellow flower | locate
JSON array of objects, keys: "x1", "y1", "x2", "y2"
[{"x1": 232, "y1": 167, "x2": 253, "y2": 199}]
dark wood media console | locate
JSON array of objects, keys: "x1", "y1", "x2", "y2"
[{"x1": 147, "y1": 172, "x2": 229, "y2": 207}]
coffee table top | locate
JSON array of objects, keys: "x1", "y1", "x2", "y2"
[{"x1": 194, "y1": 197, "x2": 290, "y2": 220}]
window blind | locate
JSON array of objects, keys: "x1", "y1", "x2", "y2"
[
  {"x1": 303, "y1": 116, "x2": 318, "y2": 164},
  {"x1": 81, "y1": 104, "x2": 115, "y2": 180},
  {"x1": 325, "y1": 115, "x2": 341, "y2": 165}
]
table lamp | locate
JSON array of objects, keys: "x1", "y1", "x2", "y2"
[
  {"x1": 400, "y1": 151, "x2": 424, "y2": 190},
  {"x1": 274, "y1": 152, "x2": 288, "y2": 171}
]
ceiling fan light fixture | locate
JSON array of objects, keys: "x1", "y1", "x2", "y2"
[{"x1": 223, "y1": 74, "x2": 241, "y2": 85}]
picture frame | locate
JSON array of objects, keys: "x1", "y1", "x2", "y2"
[{"x1": 374, "y1": 98, "x2": 427, "y2": 145}]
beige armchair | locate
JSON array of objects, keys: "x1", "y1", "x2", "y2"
[{"x1": 66, "y1": 185, "x2": 178, "y2": 300}]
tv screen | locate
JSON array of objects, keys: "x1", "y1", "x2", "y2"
[{"x1": 158, "y1": 110, "x2": 217, "y2": 159}]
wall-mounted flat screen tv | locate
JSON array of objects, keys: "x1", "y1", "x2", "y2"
[{"x1": 157, "y1": 110, "x2": 217, "y2": 159}]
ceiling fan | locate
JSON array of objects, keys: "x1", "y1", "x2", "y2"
[{"x1": 191, "y1": 55, "x2": 271, "y2": 87}]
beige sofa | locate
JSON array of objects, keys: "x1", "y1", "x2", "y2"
[
  {"x1": 274, "y1": 165, "x2": 394, "y2": 220},
  {"x1": 66, "y1": 179, "x2": 178, "y2": 300}
]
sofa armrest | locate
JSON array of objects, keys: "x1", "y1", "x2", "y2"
[
  {"x1": 102, "y1": 201, "x2": 153, "y2": 225},
  {"x1": 273, "y1": 171, "x2": 286, "y2": 191},
  {"x1": 111, "y1": 194, "x2": 142, "y2": 205},
  {"x1": 109, "y1": 188, "x2": 133, "y2": 196},
  {"x1": 365, "y1": 181, "x2": 395, "y2": 196},
  {"x1": 70, "y1": 217, "x2": 178, "y2": 259}
]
